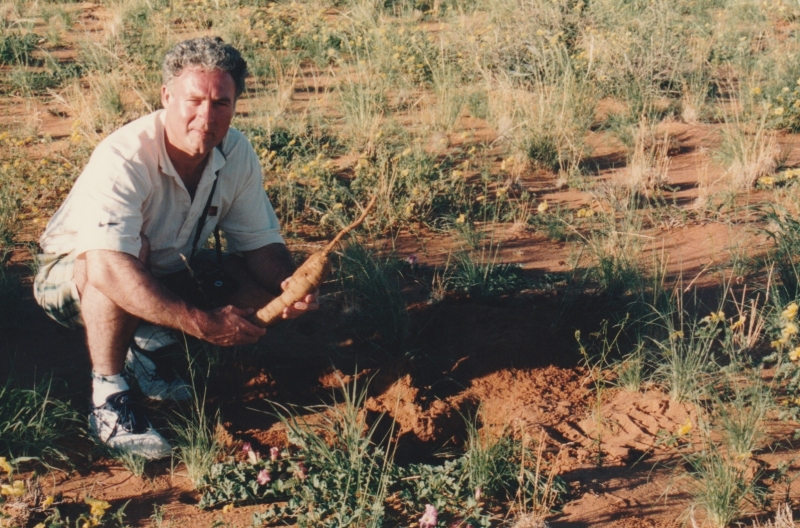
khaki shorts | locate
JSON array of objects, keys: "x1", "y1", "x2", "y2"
[
  {"x1": 32, "y1": 249, "x2": 230, "y2": 330},
  {"x1": 33, "y1": 252, "x2": 83, "y2": 330}
]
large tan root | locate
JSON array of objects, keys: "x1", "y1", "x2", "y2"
[
  {"x1": 250, "y1": 196, "x2": 376, "y2": 327},
  {"x1": 251, "y1": 252, "x2": 331, "y2": 327}
]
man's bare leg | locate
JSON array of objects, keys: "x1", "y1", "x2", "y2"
[
  {"x1": 73, "y1": 237, "x2": 150, "y2": 376},
  {"x1": 72, "y1": 236, "x2": 172, "y2": 460}
]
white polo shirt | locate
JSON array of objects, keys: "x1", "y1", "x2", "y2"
[{"x1": 40, "y1": 110, "x2": 284, "y2": 276}]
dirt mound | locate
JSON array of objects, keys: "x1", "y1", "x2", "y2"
[{"x1": 565, "y1": 390, "x2": 695, "y2": 464}]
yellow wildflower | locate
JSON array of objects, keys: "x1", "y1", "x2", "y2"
[
  {"x1": 790, "y1": 347, "x2": 800, "y2": 362},
  {"x1": 774, "y1": 106, "x2": 785, "y2": 116},
  {"x1": 758, "y1": 176, "x2": 775, "y2": 186},
  {"x1": 783, "y1": 302, "x2": 798, "y2": 320},
  {"x1": 222, "y1": 504, "x2": 234, "y2": 513},
  {"x1": 85, "y1": 497, "x2": 111, "y2": 518},
  {"x1": 783, "y1": 322, "x2": 798, "y2": 338},
  {"x1": 1, "y1": 481, "x2": 25, "y2": 497},
  {"x1": 455, "y1": 214, "x2": 466, "y2": 224},
  {"x1": 752, "y1": 86, "x2": 762, "y2": 95},
  {"x1": 730, "y1": 317, "x2": 746, "y2": 331},
  {"x1": 537, "y1": 200, "x2": 549, "y2": 213},
  {"x1": 42, "y1": 495, "x2": 54, "y2": 508},
  {"x1": 0, "y1": 457, "x2": 11, "y2": 473},
  {"x1": 676, "y1": 418, "x2": 692, "y2": 437},
  {"x1": 670, "y1": 330, "x2": 684, "y2": 340}
]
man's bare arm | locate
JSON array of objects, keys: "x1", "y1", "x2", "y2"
[{"x1": 85, "y1": 250, "x2": 266, "y2": 345}]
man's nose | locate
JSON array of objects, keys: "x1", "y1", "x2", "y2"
[{"x1": 197, "y1": 101, "x2": 213, "y2": 126}]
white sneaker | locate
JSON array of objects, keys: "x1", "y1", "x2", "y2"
[
  {"x1": 133, "y1": 322, "x2": 180, "y2": 351},
  {"x1": 125, "y1": 324, "x2": 192, "y2": 402},
  {"x1": 90, "y1": 390, "x2": 172, "y2": 460}
]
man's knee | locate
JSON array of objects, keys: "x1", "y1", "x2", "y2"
[{"x1": 74, "y1": 235, "x2": 149, "y2": 296}]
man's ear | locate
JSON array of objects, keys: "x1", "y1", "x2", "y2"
[{"x1": 161, "y1": 84, "x2": 170, "y2": 109}]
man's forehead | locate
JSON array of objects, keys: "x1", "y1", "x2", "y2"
[{"x1": 168, "y1": 68, "x2": 236, "y2": 95}]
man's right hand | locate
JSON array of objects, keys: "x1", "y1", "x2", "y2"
[{"x1": 196, "y1": 306, "x2": 266, "y2": 346}]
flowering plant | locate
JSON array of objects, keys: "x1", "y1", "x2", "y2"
[
  {"x1": 763, "y1": 300, "x2": 800, "y2": 419},
  {"x1": 197, "y1": 444, "x2": 300, "y2": 510}
]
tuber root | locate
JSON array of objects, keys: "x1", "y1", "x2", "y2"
[{"x1": 250, "y1": 196, "x2": 377, "y2": 327}]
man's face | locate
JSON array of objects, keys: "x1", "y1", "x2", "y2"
[{"x1": 161, "y1": 68, "x2": 237, "y2": 161}]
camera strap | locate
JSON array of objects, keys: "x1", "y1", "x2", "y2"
[{"x1": 188, "y1": 144, "x2": 226, "y2": 264}]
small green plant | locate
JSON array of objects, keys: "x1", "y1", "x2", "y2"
[
  {"x1": 198, "y1": 443, "x2": 302, "y2": 510},
  {"x1": 0, "y1": 30, "x2": 37, "y2": 65},
  {"x1": 439, "y1": 248, "x2": 529, "y2": 299},
  {"x1": 0, "y1": 376, "x2": 82, "y2": 464},
  {"x1": 613, "y1": 340, "x2": 647, "y2": 393},
  {"x1": 683, "y1": 442, "x2": 765, "y2": 528},
  {"x1": 150, "y1": 504, "x2": 168, "y2": 527},
  {"x1": 762, "y1": 299, "x2": 800, "y2": 421},
  {"x1": 651, "y1": 308, "x2": 720, "y2": 403},
  {"x1": 529, "y1": 204, "x2": 574, "y2": 242},
  {"x1": 761, "y1": 205, "x2": 800, "y2": 299},
  {"x1": 576, "y1": 319, "x2": 629, "y2": 466},
  {"x1": 713, "y1": 377, "x2": 770, "y2": 461},
  {"x1": 109, "y1": 448, "x2": 147, "y2": 478},
  {"x1": 171, "y1": 350, "x2": 224, "y2": 486},
  {"x1": 335, "y1": 242, "x2": 410, "y2": 343}
]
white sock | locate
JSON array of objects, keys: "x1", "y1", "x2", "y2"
[{"x1": 92, "y1": 373, "x2": 129, "y2": 408}]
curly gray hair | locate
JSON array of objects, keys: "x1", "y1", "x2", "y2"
[{"x1": 162, "y1": 37, "x2": 248, "y2": 98}]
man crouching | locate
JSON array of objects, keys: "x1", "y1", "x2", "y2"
[{"x1": 33, "y1": 37, "x2": 317, "y2": 459}]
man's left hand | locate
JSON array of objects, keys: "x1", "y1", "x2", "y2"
[{"x1": 279, "y1": 278, "x2": 320, "y2": 319}]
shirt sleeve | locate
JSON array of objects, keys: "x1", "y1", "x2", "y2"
[
  {"x1": 74, "y1": 149, "x2": 148, "y2": 259},
  {"x1": 218, "y1": 142, "x2": 284, "y2": 252}
]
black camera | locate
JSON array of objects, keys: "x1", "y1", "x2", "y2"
[{"x1": 193, "y1": 266, "x2": 239, "y2": 305}]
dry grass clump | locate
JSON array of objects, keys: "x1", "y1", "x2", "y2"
[
  {"x1": 624, "y1": 117, "x2": 672, "y2": 196},
  {"x1": 716, "y1": 116, "x2": 781, "y2": 190},
  {"x1": 751, "y1": 504, "x2": 796, "y2": 528}
]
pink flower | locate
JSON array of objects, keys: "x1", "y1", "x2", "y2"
[
  {"x1": 242, "y1": 442, "x2": 252, "y2": 453},
  {"x1": 296, "y1": 461, "x2": 308, "y2": 480},
  {"x1": 257, "y1": 469, "x2": 271, "y2": 485},
  {"x1": 406, "y1": 254, "x2": 418, "y2": 265},
  {"x1": 247, "y1": 449, "x2": 260, "y2": 465},
  {"x1": 270, "y1": 447, "x2": 280, "y2": 461},
  {"x1": 419, "y1": 504, "x2": 438, "y2": 528}
]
